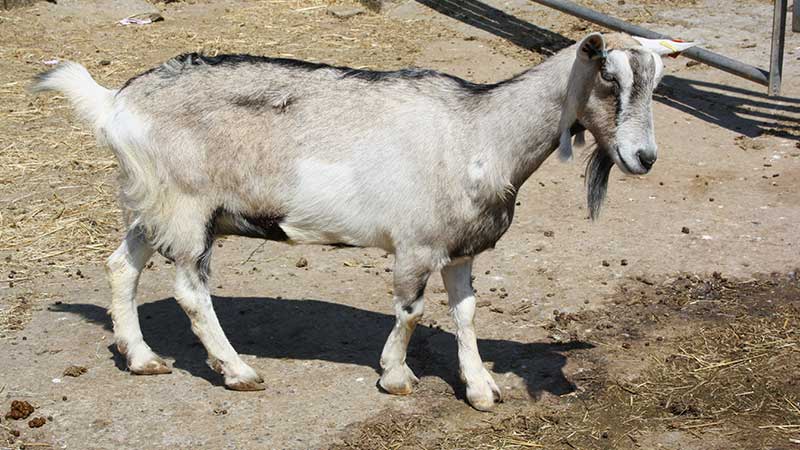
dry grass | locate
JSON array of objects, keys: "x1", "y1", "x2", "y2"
[
  {"x1": 334, "y1": 274, "x2": 800, "y2": 449},
  {"x1": 0, "y1": 292, "x2": 33, "y2": 334},
  {"x1": 597, "y1": 274, "x2": 800, "y2": 446}
]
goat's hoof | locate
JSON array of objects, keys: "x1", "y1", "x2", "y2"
[
  {"x1": 226, "y1": 376, "x2": 266, "y2": 392},
  {"x1": 466, "y1": 371, "x2": 503, "y2": 412},
  {"x1": 379, "y1": 364, "x2": 419, "y2": 395},
  {"x1": 129, "y1": 357, "x2": 172, "y2": 375},
  {"x1": 226, "y1": 369, "x2": 265, "y2": 391}
]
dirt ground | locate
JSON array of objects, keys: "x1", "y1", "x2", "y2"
[{"x1": 0, "y1": 0, "x2": 799, "y2": 448}]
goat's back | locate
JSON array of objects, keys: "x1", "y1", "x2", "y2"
[{"x1": 108, "y1": 54, "x2": 489, "y2": 250}]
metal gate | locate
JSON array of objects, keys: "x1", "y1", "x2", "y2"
[{"x1": 529, "y1": 0, "x2": 792, "y2": 96}]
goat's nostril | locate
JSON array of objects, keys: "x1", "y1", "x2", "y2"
[{"x1": 636, "y1": 150, "x2": 656, "y2": 170}]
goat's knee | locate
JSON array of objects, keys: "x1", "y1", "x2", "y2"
[
  {"x1": 379, "y1": 254, "x2": 433, "y2": 395},
  {"x1": 397, "y1": 298, "x2": 425, "y2": 330},
  {"x1": 379, "y1": 297, "x2": 425, "y2": 394}
]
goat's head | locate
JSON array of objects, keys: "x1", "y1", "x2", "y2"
[{"x1": 560, "y1": 32, "x2": 696, "y2": 219}]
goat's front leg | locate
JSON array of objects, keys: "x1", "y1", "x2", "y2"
[
  {"x1": 441, "y1": 258, "x2": 501, "y2": 411},
  {"x1": 174, "y1": 261, "x2": 264, "y2": 391},
  {"x1": 379, "y1": 252, "x2": 431, "y2": 395}
]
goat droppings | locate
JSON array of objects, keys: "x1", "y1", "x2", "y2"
[{"x1": 28, "y1": 417, "x2": 46, "y2": 428}]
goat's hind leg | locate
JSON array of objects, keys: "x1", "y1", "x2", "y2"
[
  {"x1": 174, "y1": 261, "x2": 264, "y2": 390},
  {"x1": 170, "y1": 222, "x2": 264, "y2": 391},
  {"x1": 106, "y1": 226, "x2": 172, "y2": 375}
]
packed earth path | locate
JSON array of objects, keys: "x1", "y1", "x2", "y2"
[{"x1": 0, "y1": 0, "x2": 799, "y2": 448}]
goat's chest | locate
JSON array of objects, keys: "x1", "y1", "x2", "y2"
[{"x1": 449, "y1": 197, "x2": 517, "y2": 258}]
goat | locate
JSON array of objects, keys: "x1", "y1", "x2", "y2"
[{"x1": 33, "y1": 32, "x2": 693, "y2": 410}]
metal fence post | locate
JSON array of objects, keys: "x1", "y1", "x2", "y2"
[
  {"x1": 794, "y1": 0, "x2": 800, "y2": 32},
  {"x1": 769, "y1": 0, "x2": 788, "y2": 95}
]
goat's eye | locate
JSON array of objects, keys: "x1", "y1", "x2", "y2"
[
  {"x1": 600, "y1": 70, "x2": 620, "y2": 95},
  {"x1": 601, "y1": 71, "x2": 616, "y2": 84}
]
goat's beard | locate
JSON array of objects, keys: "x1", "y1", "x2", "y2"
[{"x1": 585, "y1": 146, "x2": 614, "y2": 220}]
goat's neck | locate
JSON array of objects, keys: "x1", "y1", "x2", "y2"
[{"x1": 470, "y1": 50, "x2": 580, "y2": 198}]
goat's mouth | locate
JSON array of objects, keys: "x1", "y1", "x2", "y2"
[
  {"x1": 613, "y1": 146, "x2": 648, "y2": 175},
  {"x1": 613, "y1": 146, "x2": 633, "y2": 173}
]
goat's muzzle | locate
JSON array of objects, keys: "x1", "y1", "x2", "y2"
[{"x1": 635, "y1": 149, "x2": 657, "y2": 172}]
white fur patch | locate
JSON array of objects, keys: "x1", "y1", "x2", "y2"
[
  {"x1": 279, "y1": 224, "x2": 339, "y2": 245},
  {"x1": 467, "y1": 157, "x2": 486, "y2": 182},
  {"x1": 282, "y1": 158, "x2": 357, "y2": 244},
  {"x1": 283, "y1": 158, "x2": 394, "y2": 249}
]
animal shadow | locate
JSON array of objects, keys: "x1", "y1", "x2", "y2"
[
  {"x1": 414, "y1": 0, "x2": 573, "y2": 55},
  {"x1": 54, "y1": 296, "x2": 592, "y2": 403},
  {"x1": 657, "y1": 75, "x2": 800, "y2": 139}
]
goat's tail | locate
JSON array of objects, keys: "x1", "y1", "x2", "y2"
[
  {"x1": 31, "y1": 62, "x2": 115, "y2": 127},
  {"x1": 32, "y1": 62, "x2": 162, "y2": 227}
]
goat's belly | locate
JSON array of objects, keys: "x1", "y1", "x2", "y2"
[
  {"x1": 216, "y1": 210, "x2": 390, "y2": 249},
  {"x1": 278, "y1": 222, "x2": 393, "y2": 250},
  {"x1": 279, "y1": 158, "x2": 418, "y2": 250}
]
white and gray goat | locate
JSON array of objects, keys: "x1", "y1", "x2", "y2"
[{"x1": 33, "y1": 32, "x2": 692, "y2": 410}]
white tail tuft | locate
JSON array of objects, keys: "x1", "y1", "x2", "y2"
[
  {"x1": 31, "y1": 61, "x2": 116, "y2": 127},
  {"x1": 32, "y1": 62, "x2": 160, "y2": 225}
]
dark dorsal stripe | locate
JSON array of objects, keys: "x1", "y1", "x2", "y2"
[{"x1": 624, "y1": 49, "x2": 656, "y2": 110}]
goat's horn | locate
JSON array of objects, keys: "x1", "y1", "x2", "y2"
[{"x1": 632, "y1": 36, "x2": 698, "y2": 56}]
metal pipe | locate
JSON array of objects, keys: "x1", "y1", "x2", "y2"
[
  {"x1": 529, "y1": 0, "x2": 770, "y2": 87},
  {"x1": 793, "y1": 0, "x2": 799, "y2": 33},
  {"x1": 770, "y1": 0, "x2": 787, "y2": 95}
]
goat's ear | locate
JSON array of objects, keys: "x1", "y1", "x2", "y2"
[
  {"x1": 577, "y1": 33, "x2": 608, "y2": 62},
  {"x1": 632, "y1": 36, "x2": 698, "y2": 56},
  {"x1": 559, "y1": 33, "x2": 606, "y2": 162}
]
